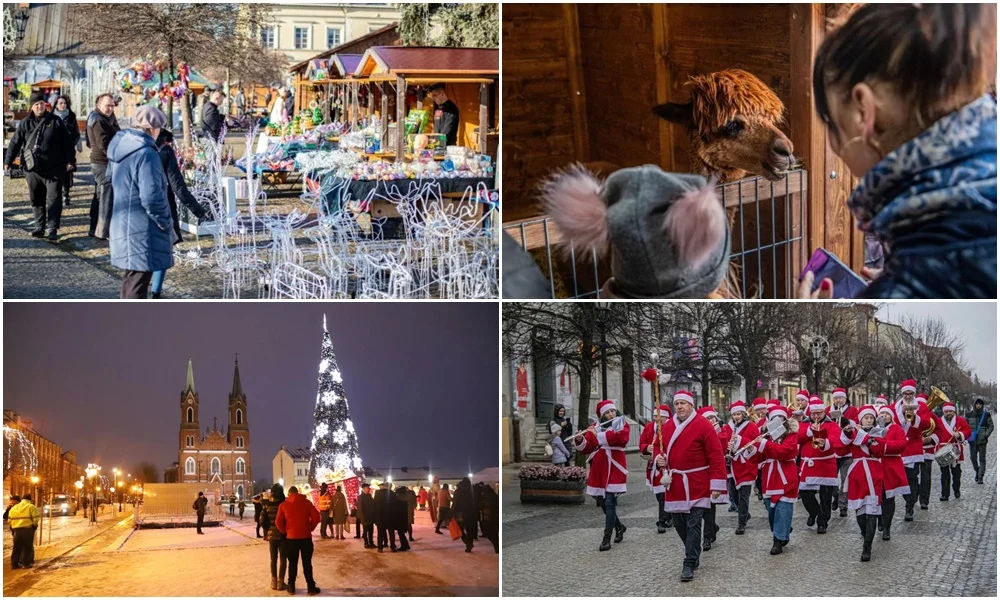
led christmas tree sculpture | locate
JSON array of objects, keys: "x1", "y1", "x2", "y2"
[{"x1": 307, "y1": 315, "x2": 365, "y2": 494}]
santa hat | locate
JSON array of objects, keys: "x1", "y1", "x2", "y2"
[
  {"x1": 698, "y1": 406, "x2": 718, "y2": 420},
  {"x1": 768, "y1": 405, "x2": 789, "y2": 419},
  {"x1": 767, "y1": 398, "x2": 780, "y2": 406},
  {"x1": 810, "y1": 395, "x2": 822, "y2": 404},
  {"x1": 857, "y1": 405, "x2": 877, "y2": 421},
  {"x1": 729, "y1": 401, "x2": 748, "y2": 415},
  {"x1": 673, "y1": 390, "x2": 694, "y2": 406},
  {"x1": 653, "y1": 404, "x2": 672, "y2": 417},
  {"x1": 795, "y1": 390, "x2": 810, "y2": 402},
  {"x1": 874, "y1": 394, "x2": 888, "y2": 406},
  {"x1": 595, "y1": 399, "x2": 617, "y2": 417},
  {"x1": 807, "y1": 399, "x2": 826, "y2": 413},
  {"x1": 832, "y1": 387, "x2": 847, "y2": 399},
  {"x1": 916, "y1": 392, "x2": 928, "y2": 404},
  {"x1": 900, "y1": 379, "x2": 917, "y2": 394},
  {"x1": 751, "y1": 397, "x2": 768, "y2": 410},
  {"x1": 877, "y1": 405, "x2": 895, "y2": 418},
  {"x1": 942, "y1": 402, "x2": 956, "y2": 413}
]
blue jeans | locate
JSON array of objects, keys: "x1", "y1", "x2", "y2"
[
  {"x1": 764, "y1": 499, "x2": 793, "y2": 541},
  {"x1": 597, "y1": 493, "x2": 621, "y2": 533},
  {"x1": 151, "y1": 270, "x2": 165, "y2": 294}
]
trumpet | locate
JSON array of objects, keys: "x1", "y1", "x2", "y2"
[{"x1": 904, "y1": 407, "x2": 916, "y2": 423}]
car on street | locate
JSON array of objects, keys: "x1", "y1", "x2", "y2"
[{"x1": 43, "y1": 494, "x2": 78, "y2": 516}]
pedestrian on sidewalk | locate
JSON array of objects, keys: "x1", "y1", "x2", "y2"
[
  {"x1": 4, "y1": 91, "x2": 73, "y2": 241},
  {"x1": 229, "y1": 494, "x2": 236, "y2": 516},
  {"x1": 4, "y1": 494, "x2": 20, "y2": 525},
  {"x1": 317, "y1": 483, "x2": 332, "y2": 539},
  {"x1": 373, "y1": 481, "x2": 396, "y2": 552},
  {"x1": 429, "y1": 477, "x2": 440, "y2": 524},
  {"x1": 550, "y1": 423, "x2": 571, "y2": 467},
  {"x1": 966, "y1": 398, "x2": 993, "y2": 484},
  {"x1": 452, "y1": 478, "x2": 478, "y2": 553},
  {"x1": 331, "y1": 484, "x2": 348, "y2": 540},
  {"x1": 192, "y1": 491, "x2": 208, "y2": 534},
  {"x1": 86, "y1": 93, "x2": 119, "y2": 239},
  {"x1": 475, "y1": 483, "x2": 500, "y2": 553},
  {"x1": 392, "y1": 486, "x2": 411, "y2": 551},
  {"x1": 417, "y1": 486, "x2": 428, "y2": 511},
  {"x1": 260, "y1": 484, "x2": 289, "y2": 592},
  {"x1": 52, "y1": 95, "x2": 79, "y2": 206},
  {"x1": 358, "y1": 483, "x2": 375, "y2": 549},
  {"x1": 253, "y1": 495, "x2": 264, "y2": 538},
  {"x1": 8, "y1": 494, "x2": 39, "y2": 569},
  {"x1": 275, "y1": 486, "x2": 321, "y2": 596},
  {"x1": 404, "y1": 485, "x2": 417, "y2": 542},
  {"x1": 434, "y1": 483, "x2": 452, "y2": 534},
  {"x1": 107, "y1": 105, "x2": 173, "y2": 299},
  {"x1": 238, "y1": 498, "x2": 246, "y2": 520}
]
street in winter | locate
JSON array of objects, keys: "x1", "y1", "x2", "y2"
[
  {"x1": 5, "y1": 303, "x2": 499, "y2": 596},
  {"x1": 502, "y1": 302, "x2": 997, "y2": 595}
]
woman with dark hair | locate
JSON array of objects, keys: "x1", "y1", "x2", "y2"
[
  {"x1": 151, "y1": 128, "x2": 207, "y2": 299},
  {"x1": 550, "y1": 405, "x2": 573, "y2": 445},
  {"x1": 800, "y1": 3, "x2": 996, "y2": 299},
  {"x1": 259, "y1": 483, "x2": 288, "y2": 591},
  {"x1": 52, "y1": 95, "x2": 79, "y2": 206},
  {"x1": 451, "y1": 477, "x2": 478, "y2": 552}
]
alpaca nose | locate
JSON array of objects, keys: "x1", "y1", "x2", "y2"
[{"x1": 772, "y1": 137, "x2": 794, "y2": 158}]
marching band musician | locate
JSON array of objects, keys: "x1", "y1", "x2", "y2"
[
  {"x1": 874, "y1": 394, "x2": 889, "y2": 409},
  {"x1": 894, "y1": 379, "x2": 932, "y2": 522},
  {"x1": 697, "y1": 406, "x2": 727, "y2": 551},
  {"x1": 751, "y1": 397, "x2": 769, "y2": 500},
  {"x1": 797, "y1": 398, "x2": 842, "y2": 534},
  {"x1": 828, "y1": 388, "x2": 858, "y2": 517},
  {"x1": 875, "y1": 404, "x2": 910, "y2": 541},
  {"x1": 653, "y1": 390, "x2": 727, "y2": 582},
  {"x1": 574, "y1": 399, "x2": 630, "y2": 552},
  {"x1": 937, "y1": 402, "x2": 971, "y2": 501},
  {"x1": 638, "y1": 403, "x2": 673, "y2": 533},
  {"x1": 794, "y1": 389, "x2": 810, "y2": 415},
  {"x1": 839, "y1": 405, "x2": 885, "y2": 562},
  {"x1": 757, "y1": 405, "x2": 799, "y2": 556},
  {"x1": 915, "y1": 391, "x2": 945, "y2": 510},
  {"x1": 719, "y1": 401, "x2": 759, "y2": 535}
]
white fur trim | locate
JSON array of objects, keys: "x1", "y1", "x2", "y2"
[
  {"x1": 901, "y1": 384, "x2": 916, "y2": 393},
  {"x1": 710, "y1": 478, "x2": 727, "y2": 491},
  {"x1": 803, "y1": 476, "x2": 840, "y2": 487},
  {"x1": 663, "y1": 497, "x2": 712, "y2": 513},
  {"x1": 596, "y1": 430, "x2": 609, "y2": 447},
  {"x1": 884, "y1": 484, "x2": 910, "y2": 499},
  {"x1": 673, "y1": 390, "x2": 694, "y2": 405}
]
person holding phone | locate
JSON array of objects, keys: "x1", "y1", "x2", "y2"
[{"x1": 799, "y1": 4, "x2": 995, "y2": 299}]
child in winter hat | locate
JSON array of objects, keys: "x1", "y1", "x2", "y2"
[{"x1": 542, "y1": 164, "x2": 730, "y2": 299}]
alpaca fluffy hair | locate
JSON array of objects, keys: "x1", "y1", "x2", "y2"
[
  {"x1": 686, "y1": 69, "x2": 785, "y2": 137},
  {"x1": 540, "y1": 164, "x2": 608, "y2": 255},
  {"x1": 663, "y1": 176, "x2": 725, "y2": 270}
]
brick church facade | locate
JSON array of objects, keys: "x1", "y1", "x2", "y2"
[{"x1": 178, "y1": 358, "x2": 253, "y2": 500}]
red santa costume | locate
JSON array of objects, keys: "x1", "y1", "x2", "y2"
[
  {"x1": 916, "y1": 392, "x2": 946, "y2": 460},
  {"x1": 751, "y1": 397, "x2": 769, "y2": 427},
  {"x1": 720, "y1": 401, "x2": 760, "y2": 489},
  {"x1": 876, "y1": 405, "x2": 911, "y2": 498},
  {"x1": 758, "y1": 406, "x2": 800, "y2": 505},
  {"x1": 698, "y1": 406, "x2": 729, "y2": 505},
  {"x1": 936, "y1": 403, "x2": 972, "y2": 464},
  {"x1": 840, "y1": 406, "x2": 886, "y2": 515},
  {"x1": 659, "y1": 391, "x2": 728, "y2": 513},
  {"x1": 576, "y1": 399, "x2": 630, "y2": 497},
  {"x1": 893, "y1": 383, "x2": 933, "y2": 468},
  {"x1": 798, "y1": 399, "x2": 842, "y2": 490},
  {"x1": 639, "y1": 404, "x2": 673, "y2": 494}
]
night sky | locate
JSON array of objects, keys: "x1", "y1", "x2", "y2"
[{"x1": 3, "y1": 303, "x2": 498, "y2": 480}]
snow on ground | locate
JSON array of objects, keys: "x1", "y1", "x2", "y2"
[
  {"x1": 9, "y1": 510, "x2": 497, "y2": 596},
  {"x1": 3, "y1": 511, "x2": 133, "y2": 581}
]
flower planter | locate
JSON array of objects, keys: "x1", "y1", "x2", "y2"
[{"x1": 519, "y1": 478, "x2": 586, "y2": 504}]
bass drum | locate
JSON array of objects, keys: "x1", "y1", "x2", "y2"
[{"x1": 934, "y1": 443, "x2": 961, "y2": 468}]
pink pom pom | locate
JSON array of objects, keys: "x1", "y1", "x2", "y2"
[
  {"x1": 662, "y1": 176, "x2": 725, "y2": 269},
  {"x1": 541, "y1": 164, "x2": 608, "y2": 255}
]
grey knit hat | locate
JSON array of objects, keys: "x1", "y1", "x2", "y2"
[
  {"x1": 132, "y1": 105, "x2": 167, "y2": 130},
  {"x1": 542, "y1": 164, "x2": 731, "y2": 299}
]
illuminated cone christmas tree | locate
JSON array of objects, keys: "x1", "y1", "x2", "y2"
[{"x1": 307, "y1": 315, "x2": 365, "y2": 486}]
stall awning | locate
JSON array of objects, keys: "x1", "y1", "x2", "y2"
[
  {"x1": 354, "y1": 46, "x2": 499, "y2": 81},
  {"x1": 30, "y1": 79, "x2": 67, "y2": 89},
  {"x1": 331, "y1": 54, "x2": 363, "y2": 79}
]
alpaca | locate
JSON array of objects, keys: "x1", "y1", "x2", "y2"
[{"x1": 653, "y1": 69, "x2": 796, "y2": 183}]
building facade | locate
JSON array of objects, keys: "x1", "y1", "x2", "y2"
[
  {"x1": 272, "y1": 446, "x2": 311, "y2": 490},
  {"x1": 258, "y1": 3, "x2": 399, "y2": 64},
  {"x1": 177, "y1": 359, "x2": 253, "y2": 500},
  {"x1": 3, "y1": 410, "x2": 87, "y2": 501}
]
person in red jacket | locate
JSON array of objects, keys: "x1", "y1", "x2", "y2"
[
  {"x1": 839, "y1": 406, "x2": 885, "y2": 562},
  {"x1": 720, "y1": 400, "x2": 759, "y2": 535},
  {"x1": 574, "y1": 399, "x2": 630, "y2": 552},
  {"x1": 798, "y1": 398, "x2": 842, "y2": 534},
  {"x1": 275, "y1": 486, "x2": 321, "y2": 596},
  {"x1": 638, "y1": 403, "x2": 672, "y2": 533},
  {"x1": 827, "y1": 387, "x2": 858, "y2": 516},
  {"x1": 757, "y1": 405, "x2": 799, "y2": 555},
  {"x1": 937, "y1": 402, "x2": 972, "y2": 501},
  {"x1": 655, "y1": 390, "x2": 727, "y2": 582},
  {"x1": 893, "y1": 379, "x2": 936, "y2": 521},
  {"x1": 876, "y1": 405, "x2": 909, "y2": 540},
  {"x1": 915, "y1": 391, "x2": 946, "y2": 510},
  {"x1": 751, "y1": 397, "x2": 769, "y2": 500}
]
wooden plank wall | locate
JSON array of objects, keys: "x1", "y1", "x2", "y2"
[{"x1": 502, "y1": 4, "x2": 583, "y2": 221}]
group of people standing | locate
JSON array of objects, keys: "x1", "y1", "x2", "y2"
[{"x1": 578, "y1": 380, "x2": 993, "y2": 582}]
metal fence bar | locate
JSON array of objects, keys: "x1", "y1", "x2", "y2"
[
  {"x1": 771, "y1": 180, "x2": 778, "y2": 299},
  {"x1": 754, "y1": 180, "x2": 763, "y2": 296},
  {"x1": 738, "y1": 179, "x2": 747, "y2": 295}
]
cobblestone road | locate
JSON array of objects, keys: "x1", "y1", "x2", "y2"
[{"x1": 502, "y1": 441, "x2": 997, "y2": 596}]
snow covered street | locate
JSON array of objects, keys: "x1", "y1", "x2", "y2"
[{"x1": 3, "y1": 510, "x2": 498, "y2": 596}]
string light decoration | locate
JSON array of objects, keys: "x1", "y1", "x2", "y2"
[
  {"x1": 3, "y1": 425, "x2": 38, "y2": 480},
  {"x1": 307, "y1": 314, "x2": 365, "y2": 493}
]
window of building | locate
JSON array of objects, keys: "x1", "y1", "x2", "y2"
[
  {"x1": 186, "y1": 435, "x2": 194, "y2": 447},
  {"x1": 236, "y1": 436, "x2": 244, "y2": 448},
  {"x1": 261, "y1": 26, "x2": 276, "y2": 48},
  {"x1": 327, "y1": 27, "x2": 341, "y2": 49},
  {"x1": 294, "y1": 26, "x2": 310, "y2": 50},
  {"x1": 211, "y1": 457, "x2": 221, "y2": 474},
  {"x1": 296, "y1": 468, "x2": 302, "y2": 476},
  {"x1": 236, "y1": 458, "x2": 245, "y2": 475},
  {"x1": 187, "y1": 407, "x2": 194, "y2": 423},
  {"x1": 236, "y1": 409, "x2": 243, "y2": 425},
  {"x1": 237, "y1": 484, "x2": 244, "y2": 499},
  {"x1": 185, "y1": 458, "x2": 195, "y2": 475}
]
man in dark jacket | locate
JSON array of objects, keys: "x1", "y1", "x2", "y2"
[
  {"x1": 358, "y1": 483, "x2": 375, "y2": 549},
  {"x1": 260, "y1": 485, "x2": 288, "y2": 591},
  {"x1": 152, "y1": 129, "x2": 206, "y2": 298},
  {"x1": 253, "y1": 495, "x2": 264, "y2": 538},
  {"x1": 393, "y1": 487, "x2": 411, "y2": 551},
  {"x1": 4, "y1": 91, "x2": 72, "y2": 240},
  {"x1": 428, "y1": 83, "x2": 460, "y2": 146},
  {"x1": 86, "y1": 93, "x2": 120, "y2": 239},
  {"x1": 372, "y1": 481, "x2": 396, "y2": 552},
  {"x1": 192, "y1": 491, "x2": 207, "y2": 534},
  {"x1": 966, "y1": 398, "x2": 994, "y2": 484},
  {"x1": 201, "y1": 90, "x2": 225, "y2": 141}
]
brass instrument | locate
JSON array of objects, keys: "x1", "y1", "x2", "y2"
[
  {"x1": 904, "y1": 407, "x2": 916, "y2": 423},
  {"x1": 928, "y1": 386, "x2": 950, "y2": 412}
]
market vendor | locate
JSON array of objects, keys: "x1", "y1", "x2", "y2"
[
  {"x1": 201, "y1": 89, "x2": 226, "y2": 141},
  {"x1": 428, "y1": 83, "x2": 460, "y2": 147}
]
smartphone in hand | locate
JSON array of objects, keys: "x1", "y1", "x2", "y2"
[{"x1": 800, "y1": 248, "x2": 867, "y2": 298}]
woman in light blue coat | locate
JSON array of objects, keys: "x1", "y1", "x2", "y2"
[
  {"x1": 550, "y1": 424, "x2": 571, "y2": 467},
  {"x1": 107, "y1": 105, "x2": 174, "y2": 299}
]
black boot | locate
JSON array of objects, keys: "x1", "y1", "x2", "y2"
[
  {"x1": 664, "y1": 514, "x2": 673, "y2": 528},
  {"x1": 877, "y1": 516, "x2": 883, "y2": 532},
  {"x1": 656, "y1": 521, "x2": 666, "y2": 534},
  {"x1": 613, "y1": 521, "x2": 626, "y2": 543},
  {"x1": 882, "y1": 524, "x2": 891, "y2": 541},
  {"x1": 599, "y1": 529, "x2": 612, "y2": 551},
  {"x1": 680, "y1": 564, "x2": 694, "y2": 582},
  {"x1": 807, "y1": 514, "x2": 816, "y2": 527},
  {"x1": 861, "y1": 516, "x2": 877, "y2": 562},
  {"x1": 770, "y1": 536, "x2": 783, "y2": 555},
  {"x1": 735, "y1": 522, "x2": 746, "y2": 535},
  {"x1": 904, "y1": 507, "x2": 914, "y2": 522},
  {"x1": 702, "y1": 537, "x2": 712, "y2": 551}
]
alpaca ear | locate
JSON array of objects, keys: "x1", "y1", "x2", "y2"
[
  {"x1": 652, "y1": 102, "x2": 693, "y2": 126},
  {"x1": 540, "y1": 164, "x2": 608, "y2": 255},
  {"x1": 662, "y1": 178, "x2": 725, "y2": 269}
]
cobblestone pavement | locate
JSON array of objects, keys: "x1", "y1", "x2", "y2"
[{"x1": 502, "y1": 441, "x2": 997, "y2": 596}]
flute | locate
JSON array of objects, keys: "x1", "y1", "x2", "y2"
[{"x1": 564, "y1": 416, "x2": 625, "y2": 443}]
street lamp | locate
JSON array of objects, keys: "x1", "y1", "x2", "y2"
[
  {"x1": 595, "y1": 302, "x2": 612, "y2": 402},
  {"x1": 75, "y1": 480, "x2": 84, "y2": 516},
  {"x1": 884, "y1": 364, "x2": 894, "y2": 399},
  {"x1": 14, "y1": 8, "x2": 29, "y2": 42},
  {"x1": 113, "y1": 468, "x2": 123, "y2": 511},
  {"x1": 810, "y1": 336, "x2": 829, "y2": 395}
]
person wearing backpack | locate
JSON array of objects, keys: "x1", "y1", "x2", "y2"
[
  {"x1": 965, "y1": 398, "x2": 994, "y2": 484},
  {"x1": 548, "y1": 423, "x2": 571, "y2": 467}
]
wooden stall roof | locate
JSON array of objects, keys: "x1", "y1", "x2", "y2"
[
  {"x1": 354, "y1": 46, "x2": 499, "y2": 80},
  {"x1": 288, "y1": 22, "x2": 400, "y2": 75},
  {"x1": 331, "y1": 54, "x2": 363, "y2": 78},
  {"x1": 30, "y1": 79, "x2": 68, "y2": 89}
]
